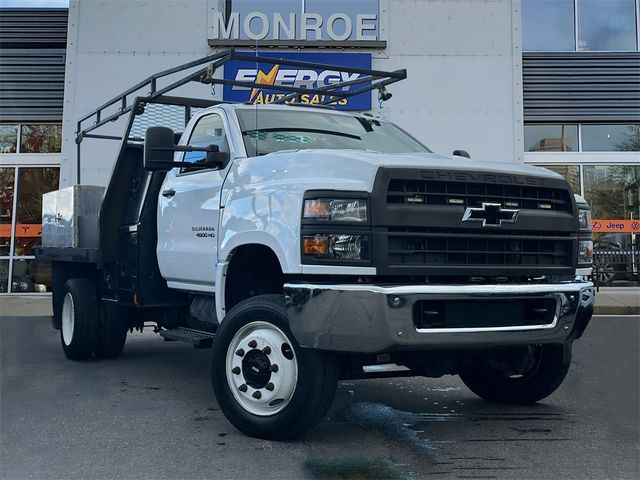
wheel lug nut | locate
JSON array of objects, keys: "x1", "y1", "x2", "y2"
[
  {"x1": 252, "y1": 391, "x2": 262, "y2": 399},
  {"x1": 248, "y1": 340, "x2": 257, "y2": 348},
  {"x1": 231, "y1": 367, "x2": 240, "y2": 375},
  {"x1": 239, "y1": 384, "x2": 247, "y2": 392},
  {"x1": 265, "y1": 382, "x2": 274, "y2": 391},
  {"x1": 262, "y1": 346, "x2": 271, "y2": 355},
  {"x1": 235, "y1": 348, "x2": 245, "y2": 357},
  {"x1": 270, "y1": 364, "x2": 279, "y2": 372}
]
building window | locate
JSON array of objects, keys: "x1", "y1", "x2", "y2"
[
  {"x1": 577, "y1": 0, "x2": 638, "y2": 51},
  {"x1": 583, "y1": 165, "x2": 640, "y2": 218},
  {"x1": 0, "y1": 123, "x2": 62, "y2": 154},
  {"x1": 0, "y1": 166, "x2": 59, "y2": 294},
  {"x1": 523, "y1": 0, "x2": 575, "y2": 51},
  {"x1": 582, "y1": 124, "x2": 640, "y2": 151},
  {"x1": 536, "y1": 164, "x2": 582, "y2": 193},
  {"x1": 0, "y1": 125, "x2": 18, "y2": 154},
  {"x1": 524, "y1": 124, "x2": 579, "y2": 152},
  {"x1": 523, "y1": 0, "x2": 639, "y2": 51},
  {"x1": 20, "y1": 124, "x2": 62, "y2": 153}
]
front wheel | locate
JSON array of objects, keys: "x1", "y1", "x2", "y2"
[
  {"x1": 211, "y1": 295, "x2": 338, "y2": 440},
  {"x1": 459, "y1": 344, "x2": 571, "y2": 405}
]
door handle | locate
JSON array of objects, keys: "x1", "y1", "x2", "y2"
[{"x1": 162, "y1": 188, "x2": 176, "y2": 198}]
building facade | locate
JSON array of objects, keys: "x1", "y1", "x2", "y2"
[
  {"x1": 0, "y1": 8, "x2": 66, "y2": 293},
  {"x1": 0, "y1": 0, "x2": 638, "y2": 293}
]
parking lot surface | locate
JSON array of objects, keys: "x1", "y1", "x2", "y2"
[{"x1": 1, "y1": 313, "x2": 638, "y2": 480}]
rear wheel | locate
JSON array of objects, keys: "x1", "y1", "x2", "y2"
[
  {"x1": 459, "y1": 344, "x2": 571, "y2": 405},
  {"x1": 211, "y1": 295, "x2": 338, "y2": 440},
  {"x1": 94, "y1": 302, "x2": 128, "y2": 359},
  {"x1": 60, "y1": 278, "x2": 99, "y2": 360}
]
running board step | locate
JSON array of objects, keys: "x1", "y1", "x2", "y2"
[{"x1": 160, "y1": 327, "x2": 215, "y2": 348}]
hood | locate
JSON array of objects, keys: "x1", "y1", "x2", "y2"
[{"x1": 230, "y1": 149, "x2": 566, "y2": 193}]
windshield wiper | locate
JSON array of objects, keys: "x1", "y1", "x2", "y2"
[{"x1": 242, "y1": 127, "x2": 361, "y2": 141}]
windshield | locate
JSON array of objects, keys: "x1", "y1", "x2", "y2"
[{"x1": 236, "y1": 109, "x2": 431, "y2": 157}]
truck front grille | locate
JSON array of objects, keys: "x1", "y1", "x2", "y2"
[
  {"x1": 387, "y1": 179, "x2": 572, "y2": 212},
  {"x1": 387, "y1": 228, "x2": 574, "y2": 268}
]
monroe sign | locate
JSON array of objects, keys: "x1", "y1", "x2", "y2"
[{"x1": 209, "y1": 0, "x2": 382, "y2": 46}]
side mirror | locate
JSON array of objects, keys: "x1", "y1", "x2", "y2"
[
  {"x1": 453, "y1": 149, "x2": 471, "y2": 159},
  {"x1": 144, "y1": 126, "x2": 176, "y2": 171},
  {"x1": 144, "y1": 126, "x2": 230, "y2": 171}
]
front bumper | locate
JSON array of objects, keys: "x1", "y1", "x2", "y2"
[{"x1": 284, "y1": 281, "x2": 595, "y2": 353}]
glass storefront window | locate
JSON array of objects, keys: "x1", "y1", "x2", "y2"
[
  {"x1": 536, "y1": 164, "x2": 581, "y2": 194},
  {"x1": 577, "y1": 0, "x2": 638, "y2": 51},
  {"x1": 14, "y1": 167, "x2": 60, "y2": 256},
  {"x1": 20, "y1": 124, "x2": 62, "y2": 153},
  {"x1": 523, "y1": 0, "x2": 576, "y2": 51},
  {"x1": 583, "y1": 165, "x2": 639, "y2": 219},
  {"x1": 582, "y1": 124, "x2": 640, "y2": 151},
  {"x1": 11, "y1": 259, "x2": 51, "y2": 293},
  {"x1": 524, "y1": 124, "x2": 579, "y2": 152},
  {"x1": 0, "y1": 125, "x2": 18, "y2": 154},
  {"x1": 0, "y1": 168, "x2": 15, "y2": 256},
  {"x1": 0, "y1": 259, "x2": 8, "y2": 293}
]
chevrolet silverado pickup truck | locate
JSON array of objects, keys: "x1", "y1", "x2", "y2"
[{"x1": 37, "y1": 50, "x2": 595, "y2": 439}]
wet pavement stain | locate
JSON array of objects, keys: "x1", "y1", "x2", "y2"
[
  {"x1": 342, "y1": 402, "x2": 436, "y2": 451},
  {"x1": 305, "y1": 456, "x2": 406, "y2": 480},
  {"x1": 192, "y1": 416, "x2": 211, "y2": 422}
]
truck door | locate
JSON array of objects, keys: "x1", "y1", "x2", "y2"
[{"x1": 157, "y1": 112, "x2": 230, "y2": 291}]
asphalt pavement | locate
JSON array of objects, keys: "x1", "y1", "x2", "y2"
[{"x1": 1, "y1": 313, "x2": 638, "y2": 480}]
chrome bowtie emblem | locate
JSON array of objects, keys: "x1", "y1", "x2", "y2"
[{"x1": 462, "y1": 203, "x2": 519, "y2": 227}]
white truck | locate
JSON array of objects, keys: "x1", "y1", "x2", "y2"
[{"x1": 38, "y1": 50, "x2": 595, "y2": 439}]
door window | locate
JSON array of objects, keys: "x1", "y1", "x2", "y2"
[{"x1": 181, "y1": 113, "x2": 228, "y2": 173}]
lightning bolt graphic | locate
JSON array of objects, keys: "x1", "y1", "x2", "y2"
[{"x1": 249, "y1": 64, "x2": 280, "y2": 103}]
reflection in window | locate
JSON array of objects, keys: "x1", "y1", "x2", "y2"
[
  {"x1": 11, "y1": 259, "x2": 51, "y2": 293},
  {"x1": 583, "y1": 165, "x2": 640, "y2": 219},
  {"x1": 0, "y1": 259, "x2": 8, "y2": 293},
  {"x1": 582, "y1": 124, "x2": 640, "y2": 151},
  {"x1": 15, "y1": 168, "x2": 59, "y2": 256},
  {"x1": 524, "y1": 124, "x2": 579, "y2": 152},
  {"x1": 523, "y1": 0, "x2": 575, "y2": 51},
  {"x1": 577, "y1": 0, "x2": 637, "y2": 51},
  {"x1": 20, "y1": 124, "x2": 62, "y2": 153},
  {"x1": 0, "y1": 125, "x2": 18, "y2": 154},
  {"x1": 182, "y1": 114, "x2": 228, "y2": 172},
  {"x1": 0, "y1": 168, "x2": 15, "y2": 256},
  {"x1": 535, "y1": 164, "x2": 581, "y2": 194}
]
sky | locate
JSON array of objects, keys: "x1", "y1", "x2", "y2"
[{"x1": 0, "y1": 0, "x2": 69, "y2": 7}]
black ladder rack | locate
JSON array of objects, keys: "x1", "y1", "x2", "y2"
[{"x1": 74, "y1": 48, "x2": 406, "y2": 183}]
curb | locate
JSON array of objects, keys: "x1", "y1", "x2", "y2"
[{"x1": 594, "y1": 306, "x2": 640, "y2": 316}]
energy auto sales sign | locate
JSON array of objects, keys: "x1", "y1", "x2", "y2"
[{"x1": 222, "y1": 52, "x2": 373, "y2": 110}]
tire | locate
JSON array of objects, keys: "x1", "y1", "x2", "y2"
[
  {"x1": 60, "y1": 278, "x2": 99, "y2": 360},
  {"x1": 94, "y1": 302, "x2": 128, "y2": 359},
  {"x1": 594, "y1": 259, "x2": 615, "y2": 286},
  {"x1": 459, "y1": 344, "x2": 571, "y2": 405},
  {"x1": 211, "y1": 294, "x2": 338, "y2": 440}
]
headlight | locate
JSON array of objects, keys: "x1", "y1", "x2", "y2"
[
  {"x1": 578, "y1": 209, "x2": 592, "y2": 231},
  {"x1": 303, "y1": 234, "x2": 368, "y2": 260},
  {"x1": 303, "y1": 198, "x2": 367, "y2": 223},
  {"x1": 578, "y1": 240, "x2": 593, "y2": 265}
]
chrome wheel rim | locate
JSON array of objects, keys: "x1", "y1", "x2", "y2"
[
  {"x1": 226, "y1": 321, "x2": 298, "y2": 416},
  {"x1": 61, "y1": 292, "x2": 74, "y2": 346}
]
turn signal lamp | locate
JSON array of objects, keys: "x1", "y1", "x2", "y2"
[{"x1": 303, "y1": 236, "x2": 329, "y2": 255}]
